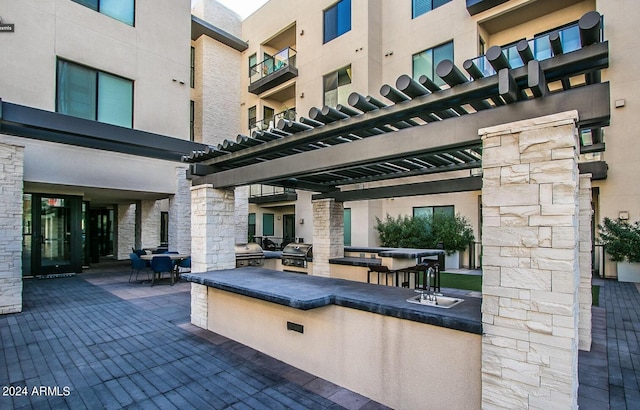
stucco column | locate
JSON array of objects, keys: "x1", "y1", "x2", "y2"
[
  {"x1": 480, "y1": 111, "x2": 581, "y2": 409},
  {"x1": 0, "y1": 142, "x2": 24, "y2": 314},
  {"x1": 169, "y1": 166, "x2": 192, "y2": 254},
  {"x1": 312, "y1": 198, "x2": 344, "y2": 277},
  {"x1": 578, "y1": 174, "x2": 593, "y2": 351}
]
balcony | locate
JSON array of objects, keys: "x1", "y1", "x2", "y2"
[
  {"x1": 466, "y1": 0, "x2": 509, "y2": 16},
  {"x1": 249, "y1": 108, "x2": 296, "y2": 135},
  {"x1": 248, "y1": 47, "x2": 298, "y2": 95},
  {"x1": 249, "y1": 184, "x2": 297, "y2": 204}
]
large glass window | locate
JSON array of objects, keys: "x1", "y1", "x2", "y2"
[
  {"x1": 323, "y1": 65, "x2": 352, "y2": 107},
  {"x1": 324, "y1": 0, "x2": 351, "y2": 43},
  {"x1": 413, "y1": 205, "x2": 455, "y2": 219},
  {"x1": 412, "y1": 41, "x2": 453, "y2": 87},
  {"x1": 412, "y1": 0, "x2": 451, "y2": 19},
  {"x1": 190, "y1": 47, "x2": 195, "y2": 88},
  {"x1": 57, "y1": 59, "x2": 133, "y2": 128},
  {"x1": 72, "y1": 0, "x2": 135, "y2": 26}
]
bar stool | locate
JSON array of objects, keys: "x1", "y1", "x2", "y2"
[{"x1": 367, "y1": 265, "x2": 396, "y2": 286}]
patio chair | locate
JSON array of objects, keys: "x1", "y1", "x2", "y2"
[
  {"x1": 150, "y1": 256, "x2": 175, "y2": 286},
  {"x1": 177, "y1": 257, "x2": 191, "y2": 280},
  {"x1": 129, "y1": 253, "x2": 150, "y2": 283}
]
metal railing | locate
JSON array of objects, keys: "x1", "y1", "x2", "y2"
[
  {"x1": 467, "y1": 21, "x2": 600, "y2": 79},
  {"x1": 249, "y1": 184, "x2": 296, "y2": 198},
  {"x1": 249, "y1": 47, "x2": 297, "y2": 84},
  {"x1": 249, "y1": 109, "x2": 296, "y2": 135}
]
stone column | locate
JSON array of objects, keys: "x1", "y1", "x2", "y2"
[
  {"x1": 0, "y1": 142, "x2": 24, "y2": 314},
  {"x1": 578, "y1": 174, "x2": 593, "y2": 351},
  {"x1": 190, "y1": 184, "x2": 236, "y2": 329},
  {"x1": 169, "y1": 166, "x2": 192, "y2": 254},
  {"x1": 117, "y1": 203, "x2": 136, "y2": 259},
  {"x1": 312, "y1": 198, "x2": 344, "y2": 277},
  {"x1": 190, "y1": 184, "x2": 236, "y2": 273},
  {"x1": 480, "y1": 111, "x2": 581, "y2": 409},
  {"x1": 140, "y1": 199, "x2": 161, "y2": 248},
  {"x1": 234, "y1": 186, "x2": 249, "y2": 244}
]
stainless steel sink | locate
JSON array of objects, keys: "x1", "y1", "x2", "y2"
[{"x1": 406, "y1": 294, "x2": 464, "y2": 308}]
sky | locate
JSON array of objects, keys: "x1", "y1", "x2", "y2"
[{"x1": 215, "y1": 0, "x2": 270, "y2": 19}]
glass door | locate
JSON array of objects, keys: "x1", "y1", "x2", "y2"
[{"x1": 23, "y1": 194, "x2": 83, "y2": 276}]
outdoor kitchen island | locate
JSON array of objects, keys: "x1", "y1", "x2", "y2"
[{"x1": 183, "y1": 268, "x2": 481, "y2": 409}]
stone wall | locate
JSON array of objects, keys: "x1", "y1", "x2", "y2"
[
  {"x1": 0, "y1": 142, "x2": 24, "y2": 314},
  {"x1": 480, "y1": 112, "x2": 582, "y2": 409},
  {"x1": 169, "y1": 166, "x2": 192, "y2": 254},
  {"x1": 140, "y1": 199, "x2": 161, "y2": 248},
  {"x1": 312, "y1": 199, "x2": 344, "y2": 277},
  {"x1": 117, "y1": 203, "x2": 136, "y2": 259}
]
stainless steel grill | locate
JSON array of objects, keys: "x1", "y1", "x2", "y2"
[
  {"x1": 235, "y1": 243, "x2": 265, "y2": 268},
  {"x1": 281, "y1": 243, "x2": 313, "y2": 269}
]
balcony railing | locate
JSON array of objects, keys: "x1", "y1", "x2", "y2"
[
  {"x1": 467, "y1": 21, "x2": 601, "y2": 79},
  {"x1": 249, "y1": 184, "x2": 296, "y2": 198},
  {"x1": 249, "y1": 109, "x2": 296, "y2": 135},
  {"x1": 249, "y1": 47, "x2": 297, "y2": 85}
]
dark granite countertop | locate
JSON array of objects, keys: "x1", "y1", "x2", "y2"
[
  {"x1": 344, "y1": 246, "x2": 444, "y2": 259},
  {"x1": 328, "y1": 257, "x2": 382, "y2": 267},
  {"x1": 182, "y1": 268, "x2": 482, "y2": 335},
  {"x1": 263, "y1": 251, "x2": 282, "y2": 259}
]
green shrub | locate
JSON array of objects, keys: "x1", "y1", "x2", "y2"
[
  {"x1": 375, "y1": 213, "x2": 475, "y2": 255},
  {"x1": 598, "y1": 217, "x2": 640, "y2": 263}
]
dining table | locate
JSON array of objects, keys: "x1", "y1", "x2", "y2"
[{"x1": 140, "y1": 253, "x2": 190, "y2": 285}]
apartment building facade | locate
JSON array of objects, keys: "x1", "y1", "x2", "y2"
[
  {"x1": 0, "y1": 0, "x2": 247, "y2": 312},
  {"x1": 241, "y1": 0, "x2": 634, "y2": 276}
]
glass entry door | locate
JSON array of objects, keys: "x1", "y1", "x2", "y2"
[{"x1": 23, "y1": 194, "x2": 83, "y2": 276}]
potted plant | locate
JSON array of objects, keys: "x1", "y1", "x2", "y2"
[{"x1": 598, "y1": 217, "x2": 640, "y2": 282}]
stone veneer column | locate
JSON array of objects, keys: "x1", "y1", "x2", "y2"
[
  {"x1": 480, "y1": 111, "x2": 581, "y2": 409},
  {"x1": 140, "y1": 199, "x2": 161, "y2": 248},
  {"x1": 234, "y1": 186, "x2": 249, "y2": 244},
  {"x1": 312, "y1": 198, "x2": 344, "y2": 277},
  {"x1": 169, "y1": 167, "x2": 192, "y2": 254},
  {"x1": 190, "y1": 184, "x2": 236, "y2": 329},
  {"x1": 117, "y1": 203, "x2": 136, "y2": 259},
  {"x1": 0, "y1": 142, "x2": 24, "y2": 314},
  {"x1": 578, "y1": 174, "x2": 593, "y2": 351}
]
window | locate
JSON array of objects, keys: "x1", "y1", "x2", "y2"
[
  {"x1": 190, "y1": 100, "x2": 195, "y2": 141},
  {"x1": 344, "y1": 208, "x2": 351, "y2": 246},
  {"x1": 248, "y1": 213, "x2": 256, "y2": 241},
  {"x1": 412, "y1": 41, "x2": 453, "y2": 87},
  {"x1": 57, "y1": 59, "x2": 133, "y2": 128},
  {"x1": 248, "y1": 106, "x2": 257, "y2": 129},
  {"x1": 263, "y1": 213, "x2": 275, "y2": 236},
  {"x1": 263, "y1": 106, "x2": 275, "y2": 128},
  {"x1": 324, "y1": 0, "x2": 351, "y2": 43},
  {"x1": 323, "y1": 65, "x2": 352, "y2": 107},
  {"x1": 72, "y1": 0, "x2": 135, "y2": 26},
  {"x1": 160, "y1": 212, "x2": 169, "y2": 245},
  {"x1": 412, "y1": 0, "x2": 451, "y2": 19},
  {"x1": 190, "y1": 47, "x2": 195, "y2": 88},
  {"x1": 413, "y1": 205, "x2": 455, "y2": 219},
  {"x1": 249, "y1": 53, "x2": 257, "y2": 78}
]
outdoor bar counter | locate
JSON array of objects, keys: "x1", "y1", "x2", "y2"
[{"x1": 183, "y1": 268, "x2": 482, "y2": 409}]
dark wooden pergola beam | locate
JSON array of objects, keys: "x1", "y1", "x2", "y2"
[{"x1": 191, "y1": 82, "x2": 610, "y2": 188}]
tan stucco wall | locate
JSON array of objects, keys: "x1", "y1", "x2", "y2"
[
  {"x1": 0, "y1": 0, "x2": 191, "y2": 139},
  {"x1": 207, "y1": 288, "x2": 482, "y2": 410}
]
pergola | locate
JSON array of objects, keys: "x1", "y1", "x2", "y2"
[{"x1": 185, "y1": 15, "x2": 609, "y2": 201}]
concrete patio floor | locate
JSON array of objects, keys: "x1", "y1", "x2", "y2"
[
  {"x1": 0, "y1": 260, "x2": 388, "y2": 409},
  {"x1": 1, "y1": 260, "x2": 639, "y2": 409}
]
